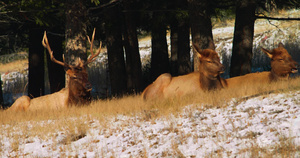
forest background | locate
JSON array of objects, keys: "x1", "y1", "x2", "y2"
[{"x1": 0, "y1": 0, "x2": 299, "y2": 108}]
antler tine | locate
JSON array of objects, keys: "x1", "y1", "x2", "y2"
[
  {"x1": 86, "y1": 29, "x2": 102, "y2": 65},
  {"x1": 87, "y1": 41, "x2": 102, "y2": 64},
  {"x1": 42, "y1": 31, "x2": 65, "y2": 66},
  {"x1": 87, "y1": 28, "x2": 96, "y2": 57}
]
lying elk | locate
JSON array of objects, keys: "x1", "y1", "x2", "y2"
[
  {"x1": 142, "y1": 43, "x2": 227, "y2": 100},
  {"x1": 8, "y1": 29, "x2": 102, "y2": 111},
  {"x1": 226, "y1": 43, "x2": 298, "y2": 88}
]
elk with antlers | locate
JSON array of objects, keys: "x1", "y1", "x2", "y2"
[
  {"x1": 8, "y1": 29, "x2": 102, "y2": 111},
  {"x1": 142, "y1": 43, "x2": 227, "y2": 100}
]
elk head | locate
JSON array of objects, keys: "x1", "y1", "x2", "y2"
[
  {"x1": 42, "y1": 28, "x2": 102, "y2": 105},
  {"x1": 193, "y1": 43, "x2": 225, "y2": 80},
  {"x1": 262, "y1": 43, "x2": 298, "y2": 78}
]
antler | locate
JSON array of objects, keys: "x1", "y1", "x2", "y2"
[
  {"x1": 86, "y1": 28, "x2": 102, "y2": 64},
  {"x1": 42, "y1": 31, "x2": 65, "y2": 66}
]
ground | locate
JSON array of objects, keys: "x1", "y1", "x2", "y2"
[{"x1": 0, "y1": 89, "x2": 299, "y2": 157}]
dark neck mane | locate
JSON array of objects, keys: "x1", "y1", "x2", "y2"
[
  {"x1": 199, "y1": 72, "x2": 224, "y2": 91},
  {"x1": 270, "y1": 69, "x2": 289, "y2": 82},
  {"x1": 68, "y1": 81, "x2": 91, "y2": 106}
]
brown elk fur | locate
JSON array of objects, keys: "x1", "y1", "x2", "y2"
[
  {"x1": 225, "y1": 43, "x2": 298, "y2": 89},
  {"x1": 8, "y1": 29, "x2": 101, "y2": 111},
  {"x1": 66, "y1": 60, "x2": 93, "y2": 105},
  {"x1": 142, "y1": 43, "x2": 226, "y2": 100}
]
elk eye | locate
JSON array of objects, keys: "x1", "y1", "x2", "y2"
[
  {"x1": 207, "y1": 60, "x2": 213, "y2": 63},
  {"x1": 71, "y1": 75, "x2": 78, "y2": 79},
  {"x1": 278, "y1": 59, "x2": 283, "y2": 61}
]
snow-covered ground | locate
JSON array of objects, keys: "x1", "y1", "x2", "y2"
[{"x1": 1, "y1": 90, "x2": 299, "y2": 157}]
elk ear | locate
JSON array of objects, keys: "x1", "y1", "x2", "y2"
[
  {"x1": 196, "y1": 51, "x2": 202, "y2": 59},
  {"x1": 261, "y1": 47, "x2": 273, "y2": 58},
  {"x1": 278, "y1": 42, "x2": 284, "y2": 48},
  {"x1": 64, "y1": 64, "x2": 71, "y2": 71},
  {"x1": 208, "y1": 41, "x2": 215, "y2": 50},
  {"x1": 192, "y1": 43, "x2": 203, "y2": 59}
]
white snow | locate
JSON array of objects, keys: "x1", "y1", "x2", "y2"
[{"x1": 1, "y1": 90, "x2": 300, "y2": 157}]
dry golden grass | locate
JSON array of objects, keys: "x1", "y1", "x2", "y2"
[
  {"x1": 0, "y1": 59, "x2": 28, "y2": 74},
  {"x1": 0, "y1": 77, "x2": 299, "y2": 157},
  {"x1": 1, "y1": 76, "x2": 300, "y2": 125},
  {"x1": 213, "y1": 9, "x2": 300, "y2": 41},
  {"x1": 0, "y1": 51, "x2": 28, "y2": 74}
]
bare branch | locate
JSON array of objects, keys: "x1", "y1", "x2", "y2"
[
  {"x1": 88, "y1": 0, "x2": 120, "y2": 12},
  {"x1": 255, "y1": 16, "x2": 300, "y2": 21}
]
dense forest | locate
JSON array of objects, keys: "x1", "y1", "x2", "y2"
[{"x1": 0, "y1": 0, "x2": 299, "y2": 107}]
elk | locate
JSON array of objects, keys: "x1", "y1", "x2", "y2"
[
  {"x1": 8, "y1": 29, "x2": 102, "y2": 111},
  {"x1": 225, "y1": 43, "x2": 298, "y2": 89},
  {"x1": 142, "y1": 43, "x2": 227, "y2": 100}
]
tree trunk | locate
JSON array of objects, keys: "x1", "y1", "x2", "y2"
[
  {"x1": 123, "y1": 0, "x2": 143, "y2": 93},
  {"x1": 170, "y1": 17, "x2": 191, "y2": 76},
  {"x1": 150, "y1": 12, "x2": 170, "y2": 82},
  {"x1": 170, "y1": 25, "x2": 179, "y2": 76},
  {"x1": 188, "y1": 0, "x2": 214, "y2": 71},
  {"x1": 230, "y1": 0, "x2": 256, "y2": 77},
  {"x1": 65, "y1": 0, "x2": 88, "y2": 67},
  {"x1": 0, "y1": 75, "x2": 3, "y2": 108},
  {"x1": 46, "y1": 30, "x2": 65, "y2": 93},
  {"x1": 170, "y1": 0, "x2": 191, "y2": 76},
  {"x1": 177, "y1": 12, "x2": 191, "y2": 75},
  {"x1": 105, "y1": 4, "x2": 127, "y2": 96},
  {"x1": 28, "y1": 27, "x2": 44, "y2": 98}
]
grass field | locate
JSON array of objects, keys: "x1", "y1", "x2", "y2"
[
  {"x1": 0, "y1": 77, "x2": 300, "y2": 157},
  {"x1": 2, "y1": 75, "x2": 300, "y2": 122}
]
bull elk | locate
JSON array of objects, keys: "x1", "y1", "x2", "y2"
[
  {"x1": 8, "y1": 29, "x2": 102, "y2": 111},
  {"x1": 225, "y1": 43, "x2": 298, "y2": 89},
  {"x1": 142, "y1": 43, "x2": 227, "y2": 100}
]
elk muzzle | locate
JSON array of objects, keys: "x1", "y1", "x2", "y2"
[
  {"x1": 290, "y1": 61, "x2": 299, "y2": 74},
  {"x1": 291, "y1": 68, "x2": 298, "y2": 73},
  {"x1": 85, "y1": 82, "x2": 93, "y2": 92},
  {"x1": 219, "y1": 65, "x2": 225, "y2": 74}
]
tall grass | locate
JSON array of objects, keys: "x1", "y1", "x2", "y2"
[
  {"x1": 1, "y1": 76, "x2": 300, "y2": 124},
  {"x1": 0, "y1": 76, "x2": 299, "y2": 157}
]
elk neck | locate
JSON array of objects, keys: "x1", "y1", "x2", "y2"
[
  {"x1": 67, "y1": 77, "x2": 92, "y2": 105},
  {"x1": 199, "y1": 72, "x2": 223, "y2": 91},
  {"x1": 269, "y1": 69, "x2": 289, "y2": 82}
]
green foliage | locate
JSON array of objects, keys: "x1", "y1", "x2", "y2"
[
  {"x1": 175, "y1": 9, "x2": 189, "y2": 21},
  {"x1": 214, "y1": 8, "x2": 235, "y2": 20},
  {"x1": 1, "y1": 0, "x2": 64, "y2": 26},
  {"x1": 91, "y1": 0, "x2": 101, "y2": 5}
]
